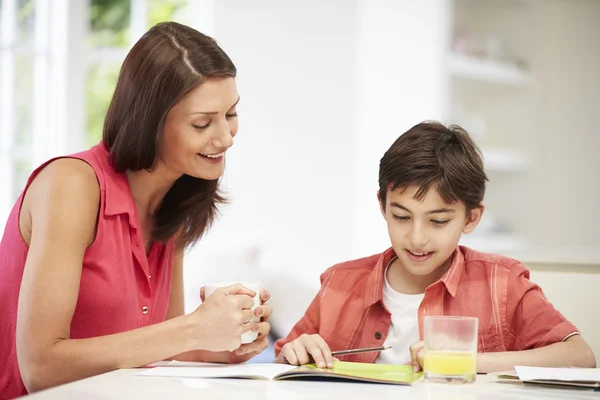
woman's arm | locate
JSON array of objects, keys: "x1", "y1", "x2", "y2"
[{"x1": 16, "y1": 160, "x2": 254, "y2": 392}]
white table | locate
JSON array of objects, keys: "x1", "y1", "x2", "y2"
[{"x1": 22, "y1": 369, "x2": 597, "y2": 400}]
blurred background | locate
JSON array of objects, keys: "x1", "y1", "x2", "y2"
[{"x1": 1, "y1": 0, "x2": 599, "y2": 360}]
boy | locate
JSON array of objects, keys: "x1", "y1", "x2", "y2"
[{"x1": 274, "y1": 122, "x2": 596, "y2": 373}]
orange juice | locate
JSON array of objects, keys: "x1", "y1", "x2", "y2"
[{"x1": 423, "y1": 350, "x2": 476, "y2": 377}]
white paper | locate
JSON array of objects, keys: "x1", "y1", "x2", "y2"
[
  {"x1": 515, "y1": 366, "x2": 600, "y2": 383},
  {"x1": 137, "y1": 363, "x2": 297, "y2": 380},
  {"x1": 145, "y1": 360, "x2": 226, "y2": 368}
]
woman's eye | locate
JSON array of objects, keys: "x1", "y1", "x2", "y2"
[{"x1": 192, "y1": 122, "x2": 210, "y2": 130}]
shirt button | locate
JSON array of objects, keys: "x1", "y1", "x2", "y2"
[
  {"x1": 374, "y1": 331, "x2": 382, "y2": 340},
  {"x1": 148, "y1": 275, "x2": 152, "y2": 279},
  {"x1": 142, "y1": 306, "x2": 149, "y2": 315}
]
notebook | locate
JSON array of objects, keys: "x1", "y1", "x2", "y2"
[
  {"x1": 137, "y1": 360, "x2": 423, "y2": 385},
  {"x1": 497, "y1": 366, "x2": 600, "y2": 391}
]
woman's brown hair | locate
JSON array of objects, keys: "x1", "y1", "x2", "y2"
[{"x1": 103, "y1": 22, "x2": 236, "y2": 249}]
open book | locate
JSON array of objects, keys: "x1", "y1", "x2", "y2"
[
  {"x1": 497, "y1": 366, "x2": 600, "y2": 391},
  {"x1": 137, "y1": 360, "x2": 423, "y2": 385}
]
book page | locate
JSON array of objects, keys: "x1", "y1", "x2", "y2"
[
  {"x1": 145, "y1": 360, "x2": 226, "y2": 368},
  {"x1": 515, "y1": 366, "x2": 600, "y2": 383},
  {"x1": 137, "y1": 363, "x2": 297, "y2": 380}
]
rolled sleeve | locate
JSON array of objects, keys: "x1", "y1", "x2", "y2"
[{"x1": 506, "y1": 263, "x2": 578, "y2": 350}]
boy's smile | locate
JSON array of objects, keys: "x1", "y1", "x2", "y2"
[
  {"x1": 405, "y1": 249, "x2": 434, "y2": 263},
  {"x1": 381, "y1": 184, "x2": 483, "y2": 292}
]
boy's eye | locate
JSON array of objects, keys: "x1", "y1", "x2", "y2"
[
  {"x1": 432, "y1": 219, "x2": 450, "y2": 226},
  {"x1": 392, "y1": 215, "x2": 410, "y2": 221},
  {"x1": 226, "y1": 112, "x2": 238, "y2": 118}
]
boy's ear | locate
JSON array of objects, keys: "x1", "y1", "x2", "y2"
[
  {"x1": 377, "y1": 190, "x2": 386, "y2": 218},
  {"x1": 463, "y1": 202, "x2": 485, "y2": 234}
]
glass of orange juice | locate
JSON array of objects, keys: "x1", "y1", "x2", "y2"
[{"x1": 423, "y1": 316, "x2": 478, "y2": 383}]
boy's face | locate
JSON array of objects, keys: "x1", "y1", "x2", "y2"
[{"x1": 380, "y1": 185, "x2": 483, "y2": 278}]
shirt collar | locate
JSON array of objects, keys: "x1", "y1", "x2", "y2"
[
  {"x1": 91, "y1": 142, "x2": 138, "y2": 228},
  {"x1": 364, "y1": 248, "x2": 397, "y2": 308},
  {"x1": 436, "y1": 247, "x2": 465, "y2": 298},
  {"x1": 363, "y1": 246, "x2": 465, "y2": 307}
]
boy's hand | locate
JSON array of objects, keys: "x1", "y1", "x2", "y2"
[
  {"x1": 409, "y1": 340, "x2": 425, "y2": 372},
  {"x1": 276, "y1": 334, "x2": 334, "y2": 369}
]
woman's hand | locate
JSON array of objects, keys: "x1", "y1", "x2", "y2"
[
  {"x1": 231, "y1": 289, "x2": 272, "y2": 361},
  {"x1": 198, "y1": 286, "x2": 273, "y2": 363},
  {"x1": 189, "y1": 284, "x2": 256, "y2": 352}
]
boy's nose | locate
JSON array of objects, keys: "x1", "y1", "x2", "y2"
[{"x1": 410, "y1": 226, "x2": 428, "y2": 248}]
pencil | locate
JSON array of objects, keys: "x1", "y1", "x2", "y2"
[{"x1": 331, "y1": 345, "x2": 391, "y2": 357}]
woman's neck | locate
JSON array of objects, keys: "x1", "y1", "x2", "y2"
[{"x1": 126, "y1": 166, "x2": 180, "y2": 216}]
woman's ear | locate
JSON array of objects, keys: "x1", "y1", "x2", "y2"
[{"x1": 463, "y1": 202, "x2": 485, "y2": 234}]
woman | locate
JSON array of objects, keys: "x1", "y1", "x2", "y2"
[{"x1": 0, "y1": 22, "x2": 272, "y2": 399}]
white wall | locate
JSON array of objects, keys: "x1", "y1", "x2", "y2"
[
  {"x1": 184, "y1": 0, "x2": 360, "y2": 314},
  {"x1": 350, "y1": 0, "x2": 450, "y2": 259},
  {"x1": 532, "y1": 0, "x2": 600, "y2": 251}
]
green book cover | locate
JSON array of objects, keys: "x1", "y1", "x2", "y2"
[{"x1": 276, "y1": 361, "x2": 423, "y2": 385}]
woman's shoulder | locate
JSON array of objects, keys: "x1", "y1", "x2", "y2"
[
  {"x1": 29, "y1": 158, "x2": 100, "y2": 201},
  {"x1": 16, "y1": 156, "x2": 102, "y2": 249},
  {"x1": 23, "y1": 158, "x2": 101, "y2": 233}
]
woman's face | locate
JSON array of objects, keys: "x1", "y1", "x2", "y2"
[{"x1": 158, "y1": 76, "x2": 239, "y2": 181}]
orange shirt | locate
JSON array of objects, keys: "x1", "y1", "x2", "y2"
[
  {"x1": 275, "y1": 246, "x2": 578, "y2": 363},
  {"x1": 0, "y1": 143, "x2": 174, "y2": 399}
]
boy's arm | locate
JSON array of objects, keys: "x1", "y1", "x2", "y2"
[
  {"x1": 478, "y1": 334, "x2": 595, "y2": 373},
  {"x1": 274, "y1": 270, "x2": 331, "y2": 357},
  {"x1": 479, "y1": 264, "x2": 596, "y2": 372}
]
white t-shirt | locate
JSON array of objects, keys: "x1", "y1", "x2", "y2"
[{"x1": 375, "y1": 261, "x2": 424, "y2": 365}]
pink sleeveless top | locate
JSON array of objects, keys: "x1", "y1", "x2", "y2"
[{"x1": 0, "y1": 143, "x2": 174, "y2": 399}]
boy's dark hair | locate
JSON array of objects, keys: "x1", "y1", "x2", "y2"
[{"x1": 378, "y1": 121, "x2": 488, "y2": 212}]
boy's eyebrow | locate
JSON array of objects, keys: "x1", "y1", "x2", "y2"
[
  {"x1": 390, "y1": 202, "x2": 455, "y2": 214},
  {"x1": 427, "y1": 208, "x2": 456, "y2": 214},
  {"x1": 390, "y1": 202, "x2": 412, "y2": 213}
]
